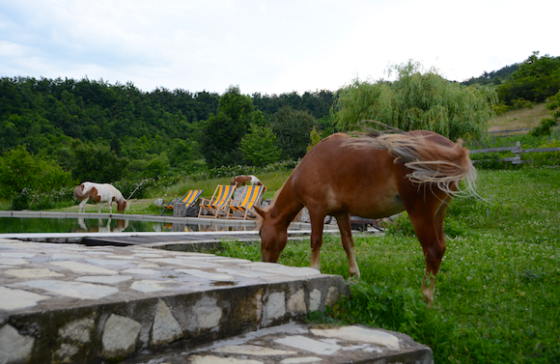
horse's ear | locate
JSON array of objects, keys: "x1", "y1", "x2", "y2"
[{"x1": 254, "y1": 206, "x2": 266, "y2": 218}]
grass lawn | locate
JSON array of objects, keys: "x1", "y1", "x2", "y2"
[{"x1": 210, "y1": 167, "x2": 560, "y2": 364}]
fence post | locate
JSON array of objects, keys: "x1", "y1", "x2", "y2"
[{"x1": 514, "y1": 141, "x2": 521, "y2": 163}]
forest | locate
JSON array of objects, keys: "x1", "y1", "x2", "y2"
[{"x1": 0, "y1": 51, "x2": 559, "y2": 206}]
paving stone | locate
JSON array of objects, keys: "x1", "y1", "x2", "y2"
[
  {"x1": 287, "y1": 289, "x2": 307, "y2": 315},
  {"x1": 147, "y1": 258, "x2": 221, "y2": 269},
  {"x1": 311, "y1": 325, "x2": 401, "y2": 350},
  {"x1": 280, "y1": 357, "x2": 322, "y2": 364},
  {"x1": 190, "y1": 355, "x2": 263, "y2": 364},
  {"x1": 3, "y1": 268, "x2": 65, "y2": 279},
  {"x1": 55, "y1": 343, "x2": 79, "y2": 361},
  {"x1": 275, "y1": 335, "x2": 341, "y2": 355},
  {"x1": 216, "y1": 268, "x2": 273, "y2": 278},
  {"x1": 176, "y1": 269, "x2": 235, "y2": 281},
  {"x1": 14, "y1": 280, "x2": 118, "y2": 299},
  {"x1": 325, "y1": 285, "x2": 338, "y2": 307},
  {"x1": 0, "y1": 252, "x2": 36, "y2": 258},
  {"x1": 0, "y1": 258, "x2": 29, "y2": 266},
  {"x1": 213, "y1": 344, "x2": 296, "y2": 356},
  {"x1": 49, "y1": 261, "x2": 118, "y2": 275},
  {"x1": 263, "y1": 292, "x2": 285, "y2": 325},
  {"x1": 59, "y1": 316, "x2": 96, "y2": 343},
  {"x1": 0, "y1": 286, "x2": 50, "y2": 310},
  {"x1": 130, "y1": 280, "x2": 193, "y2": 293},
  {"x1": 122, "y1": 268, "x2": 162, "y2": 276},
  {"x1": 194, "y1": 297, "x2": 223, "y2": 329},
  {"x1": 248, "y1": 263, "x2": 321, "y2": 277},
  {"x1": 151, "y1": 299, "x2": 184, "y2": 345},
  {"x1": 102, "y1": 314, "x2": 142, "y2": 358},
  {"x1": 0, "y1": 324, "x2": 34, "y2": 364},
  {"x1": 75, "y1": 275, "x2": 133, "y2": 284},
  {"x1": 308, "y1": 289, "x2": 321, "y2": 312},
  {"x1": 84, "y1": 258, "x2": 132, "y2": 266}
]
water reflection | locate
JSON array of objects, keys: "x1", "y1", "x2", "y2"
[{"x1": 72, "y1": 218, "x2": 129, "y2": 233}]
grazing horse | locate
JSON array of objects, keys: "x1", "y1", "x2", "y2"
[
  {"x1": 230, "y1": 175, "x2": 266, "y2": 191},
  {"x1": 254, "y1": 131, "x2": 476, "y2": 305},
  {"x1": 73, "y1": 182, "x2": 128, "y2": 214}
]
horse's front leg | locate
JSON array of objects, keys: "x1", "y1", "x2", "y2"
[
  {"x1": 335, "y1": 213, "x2": 360, "y2": 279},
  {"x1": 98, "y1": 202, "x2": 105, "y2": 213},
  {"x1": 309, "y1": 210, "x2": 326, "y2": 272},
  {"x1": 78, "y1": 198, "x2": 89, "y2": 213}
]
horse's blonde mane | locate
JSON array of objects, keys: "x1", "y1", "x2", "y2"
[{"x1": 341, "y1": 132, "x2": 478, "y2": 198}]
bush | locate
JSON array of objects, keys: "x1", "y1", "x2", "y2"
[
  {"x1": 493, "y1": 104, "x2": 512, "y2": 115},
  {"x1": 512, "y1": 98, "x2": 533, "y2": 110},
  {"x1": 530, "y1": 117, "x2": 558, "y2": 137}
]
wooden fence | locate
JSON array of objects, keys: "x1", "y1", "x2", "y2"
[
  {"x1": 469, "y1": 141, "x2": 560, "y2": 164},
  {"x1": 487, "y1": 128, "x2": 531, "y2": 137}
]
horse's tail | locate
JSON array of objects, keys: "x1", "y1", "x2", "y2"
[{"x1": 374, "y1": 133, "x2": 477, "y2": 197}]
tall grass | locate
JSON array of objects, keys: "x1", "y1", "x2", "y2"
[{"x1": 211, "y1": 167, "x2": 560, "y2": 363}]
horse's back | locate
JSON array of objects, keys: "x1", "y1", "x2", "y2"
[{"x1": 289, "y1": 133, "x2": 403, "y2": 218}]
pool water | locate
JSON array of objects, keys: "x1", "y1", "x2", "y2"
[{"x1": 0, "y1": 217, "x2": 253, "y2": 234}]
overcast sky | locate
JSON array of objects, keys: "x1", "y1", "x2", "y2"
[{"x1": 1, "y1": 0, "x2": 558, "y2": 95}]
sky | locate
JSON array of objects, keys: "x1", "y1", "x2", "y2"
[{"x1": 0, "y1": 0, "x2": 558, "y2": 95}]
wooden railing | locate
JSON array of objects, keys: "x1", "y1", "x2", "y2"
[{"x1": 469, "y1": 141, "x2": 560, "y2": 164}]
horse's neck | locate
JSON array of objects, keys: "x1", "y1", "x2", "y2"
[{"x1": 270, "y1": 184, "x2": 303, "y2": 228}]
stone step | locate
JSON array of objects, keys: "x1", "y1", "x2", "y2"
[
  {"x1": 124, "y1": 322, "x2": 433, "y2": 364},
  {"x1": 0, "y1": 239, "x2": 347, "y2": 364}
]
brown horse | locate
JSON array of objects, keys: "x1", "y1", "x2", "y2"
[{"x1": 254, "y1": 131, "x2": 476, "y2": 305}]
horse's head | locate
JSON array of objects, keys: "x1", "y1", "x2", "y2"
[
  {"x1": 116, "y1": 199, "x2": 128, "y2": 213},
  {"x1": 254, "y1": 205, "x2": 288, "y2": 263}
]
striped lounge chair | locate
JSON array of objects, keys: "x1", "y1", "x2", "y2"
[
  {"x1": 226, "y1": 185, "x2": 264, "y2": 220},
  {"x1": 160, "y1": 189, "x2": 204, "y2": 216},
  {"x1": 197, "y1": 185, "x2": 236, "y2": 218}
]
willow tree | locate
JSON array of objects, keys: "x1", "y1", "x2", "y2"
[{"x1": 331, "y1": 61, "x2": 497, "y2": 140}]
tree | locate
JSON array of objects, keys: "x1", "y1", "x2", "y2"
[
  {"x1": 0, "y1": 146, "x2": 74, "y2": 200},
  {"x1": 332, "y1": 61, "x2": 497, "y2": 140},
  {"x1": 72, "y1": 143, "x2": 128, "y2": 183},
  {"x1": 240, "y1": 124, "x2": 281, "y2": 166},
  {"x1": 201, "y1": 86, "x2": 256, "y2": 168},
  {"x1": 306, "y1": 126, "x2": 322, "y2": 153},
  {"x1": 271, "y1": 106, "x2": 315, "y2": 160},
  {"x1": 497, "y1": 52, "x2": 560, "y2": 105}
]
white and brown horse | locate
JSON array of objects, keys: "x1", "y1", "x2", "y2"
[
  {"x1": 255, "y1": 131, "x2": 476, "y2": 305},
  {"x1": 73, "y1": 182, "x2": 128, "y2": 214},
  {"x1": 230, "y1": 175, "x2": 266, "y2": 191}
]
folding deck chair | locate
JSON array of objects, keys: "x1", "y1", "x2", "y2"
[
  {"x1": 160, "y1": 190, "x2": 204, "y2": 216},
  {"x1": 197, "y1": 185, "x2": 236, "y2": 218},
  {"x1": 226, "y1": 185, "x2": 264, "y2": 220}
]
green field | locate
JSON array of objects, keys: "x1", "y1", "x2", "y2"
[{"x1": 210, "y1": 167, "x2": 560, "y2": 364}]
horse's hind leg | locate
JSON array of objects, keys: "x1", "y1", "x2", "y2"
[
  {"x1": 408, "y1": 195, "x2": 451, "y2": 306},
  {"x1": 335, "y1": 213, "x2": 360, "y2": 278},
  {"x1": 98, "y1": 202, "x2": 105, "y2": 213}
]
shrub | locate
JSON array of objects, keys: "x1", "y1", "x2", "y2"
[{"x1": 530, "y1": 117, "x2": 558, "y2": 137}]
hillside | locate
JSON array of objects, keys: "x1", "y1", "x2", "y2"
[{"x1": 488, "y1": 103, "x2": 551, "y2": 132}]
